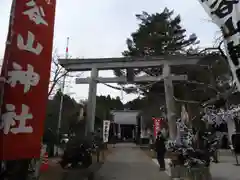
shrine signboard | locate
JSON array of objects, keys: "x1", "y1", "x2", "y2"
[
  {"x1": 103, "y1": 120, "x2": 111, "y2": 143},
  {"x1": 0, "y1": 0, "x2": 56, "y2": 160},
  {"x1": 198, "y1": 0, "x2": 240, "y2": 91}
]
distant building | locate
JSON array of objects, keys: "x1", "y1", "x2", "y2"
[{"x1": 110, "y1": 110, "x2": 142, "y2": 143}]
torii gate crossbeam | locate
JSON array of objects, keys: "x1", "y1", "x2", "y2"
[
  {"x1": 59, "y1": 56, "x2": 200, "y2": 71},
  {"x1": 75, "y1": 74, "x2": 187, "y2": 84},
  {"x1": 58, "y1": 55, "x2": 203, "y2": 139}
]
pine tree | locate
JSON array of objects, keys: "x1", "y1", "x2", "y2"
[{"x1": 115, "y1": 8, "x2": 199, "y2": 78}]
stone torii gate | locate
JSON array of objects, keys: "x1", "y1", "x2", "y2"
[{"x1": 58, "y1": 56, "x2": 201, "y2": 139}]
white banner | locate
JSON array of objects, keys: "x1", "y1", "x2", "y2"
[
  {"x1": 103, "y1": 120, "x2": 111, "y2": 143},
  {"x1": 198, "y1": 0, "x2": 240, "y2": 91}
]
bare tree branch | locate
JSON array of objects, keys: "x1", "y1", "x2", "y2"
[
  {"x1": 48, "y1": 69, "x2": 68, "y2": 97},
  {"x1": 47, "y1": 50, "x2": 82, "y2": 97},
  {"x1": 202, "y1": 84, "x2": 237, "y2": 107}
]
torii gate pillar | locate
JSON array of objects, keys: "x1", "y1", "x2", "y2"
[
  {"x1": 85, "y1": 67, "x2": 98, "y2": 136},
  {"x1": 163, "y1": 64, "x2": 177, "y2": 140}
]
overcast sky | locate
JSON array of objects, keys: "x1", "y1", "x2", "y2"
[{"x1": 0, "y1": 0, "x2": 219, "y2": 103}]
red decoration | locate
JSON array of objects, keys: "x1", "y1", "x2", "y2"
[
  {"x1": 152, "y1": 117, "x2": 163, "y2": 137},
  {"x1": 40, "y1": 152, "x2": 49, "y2": 172}
]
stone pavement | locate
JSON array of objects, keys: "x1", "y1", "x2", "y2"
[
  {"x1": 211, "y1": 155, "x2": 240, "y2": 180},
  {"x1": 95, "y1": 143, "x2": 169, "y2": 180}
]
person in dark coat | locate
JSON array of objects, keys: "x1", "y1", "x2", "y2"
[{"x1": 155, "y1": 132, "x2": 166, "y2": 170}]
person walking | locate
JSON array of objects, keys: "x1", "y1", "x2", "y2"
[{"x1": 155, "y1": 132, "x2": 166, "y2": 171}]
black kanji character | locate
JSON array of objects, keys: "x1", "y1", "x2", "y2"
[
  {"x1": 227, "y1": 41, "x2": 240, "y2": 66},
  {"x1": 201, "y1": 0, "x2": 211, "y2": 2},
  {"x1": 222, "y1": 17, "x2": 240, "y2": 37},
  {"x1": 211, "y1": 0, "x2": 239, "y2": 19},
  {"x1": 210, "y1": 0, "x2": 219, "y2": 9},
  {"x1": 235, "y1": 68, "x2": 240, "y2": 82}
]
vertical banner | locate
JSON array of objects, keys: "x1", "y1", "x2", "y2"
[
  {"x1": 152, "y1": 117, "x2": 163, "y2": 137},
  {"x1": 0, "y1": 0, "x2": 56, "y2": 160},
  {"x1": 198, "y1": 0, "x2": 240, "y2": 91},
  {"x1": 103, "y1": 120, "x2": 110, "y2": 143}
]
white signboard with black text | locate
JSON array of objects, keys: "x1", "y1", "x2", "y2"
[
  {"x1": 198, "y1": 0, "x2": 240, "y2": 91},
  {"x1": 103, "y1": 120, "x2": 111, "y2": 143}
]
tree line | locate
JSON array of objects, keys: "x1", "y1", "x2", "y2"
[{"x1": 43, "y1": 91, "x2": 124, "y2": 145}]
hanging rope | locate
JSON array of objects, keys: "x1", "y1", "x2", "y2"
[{"x1": 102, "y1": 78, "x2": 220, "y2": 104}]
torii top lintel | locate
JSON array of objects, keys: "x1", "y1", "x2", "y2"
[{"x1": 58, "y1": 55, "x2": 216, "y2": 71}]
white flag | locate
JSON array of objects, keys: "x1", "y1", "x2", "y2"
[{"x1": 198, "y1": 0, "x2": 240, "y2": 91}]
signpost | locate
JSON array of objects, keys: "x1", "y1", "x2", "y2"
[
  {"x1": 103, "y1": 120, "x2": 111, "y2": 143},
  {"x1": 0, "y1": 0, "x2": 56, "y2": 160}
]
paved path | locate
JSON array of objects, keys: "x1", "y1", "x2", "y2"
[
  {"x1": 211, "y1": 155, "x2": 240, "y2": 180},
  {"x1": 95, "y1": 143, "x2": 169, "y2": 180}
]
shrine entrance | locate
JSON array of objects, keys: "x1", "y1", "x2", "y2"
[
  {"x1": 110, "y1": 110, "x2": 140, "y2": 143},
  {"x1": 58, "y1": 55, "x2": 204, "y2": 139},
  {"x1": 120, "y1": 124, "x2": 135, "y2": 142}
]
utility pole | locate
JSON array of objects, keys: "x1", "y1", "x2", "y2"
[
  {"x1": 56, "y1": 37, "x2": 69, "y2": 154},
  {"x1": 163, "y1": 64, "x2": 177, "y2": 140}
]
